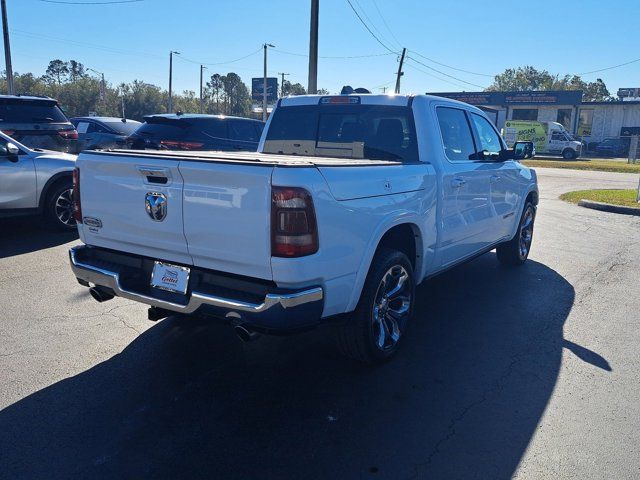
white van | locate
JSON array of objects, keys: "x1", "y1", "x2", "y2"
[{"x1": 502, "y1": 120, "x2": 582, "y2": 159}]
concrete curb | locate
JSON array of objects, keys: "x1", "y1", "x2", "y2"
[{"x1": 578, "y1": 199, "x2": 640, "y2": 216}]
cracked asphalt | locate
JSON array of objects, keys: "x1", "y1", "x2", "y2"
[{"x1": 1, "y1": 167, "x2": 639, "y2": 479}]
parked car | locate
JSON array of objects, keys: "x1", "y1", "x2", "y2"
[
  {"x1": 69, "y1": 93, "x2": 538, "y2": 363},
  {"x1": 0, "y1": 130, "x2": 77, "y2": 230},
  {"x1": 0, "y1": 95, "x2": 78, "y2": 153},
  {"x1": 127, "y1": 113, "x2": 265, "y2": 151},
  {"x1": 595, "y1": 137, "x2": 630, "y2": 157},
  {"x1": 70, "y1": 116, "x2": 141, "y2": 151}
]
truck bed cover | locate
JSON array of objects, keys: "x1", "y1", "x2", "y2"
[{"x1": 89, "y1": 149, "x2": 403, "y2": 167}]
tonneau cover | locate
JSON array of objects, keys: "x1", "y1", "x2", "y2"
[{"x1": 91, "y1": 149, "x2": 403, "y2": 167}]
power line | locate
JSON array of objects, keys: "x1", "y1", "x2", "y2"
[
  {"x1": 578, "y1": 57, "x2": 640, "y2": 75},
  {"x1": 11, "y1": 28, "x2": 164, "y2": 59},
  {"x1": 274, "y1": 49, "x2": 395, "y2": 59},
  {"x1": 410, "y1": 51, "x2": 494, "y2": 78},
  {"x1": 344, "y1": 0, "x2": 398, "y2": 54},
  {"x1": 404, "y1": 62, "x2": 482, "y2": 90},
  {"x1": 406, "y1": 56, "x2": 486, "y2": 89},
  {"x1": 351, "y1": 0, "x2": 396, "y2": 51},
  {"x1": 176, "y1": 47, "x2": 263, "y2": 66},
  {"x1": 370, "y1": 0, "x2": 402, "y2": 50}
]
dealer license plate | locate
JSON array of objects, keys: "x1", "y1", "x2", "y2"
[{"x1": 150, "y1": 261, "x2": 190, "y2": 295}]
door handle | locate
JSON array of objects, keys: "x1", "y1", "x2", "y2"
[
  {"x1": 451, "y1": 178, "x2": 466, "y2": 188},
  {"x1": 490, "y1": 175, "x2": 501, "y2": 183}
]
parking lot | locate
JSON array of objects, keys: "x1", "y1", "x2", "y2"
[{"x1": 1, "y1": 167, "x2": 639, "y2": 479}]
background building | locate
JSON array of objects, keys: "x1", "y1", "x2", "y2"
[{"x1": 430, "y1": 90, "x2": 640, "y2": 144}]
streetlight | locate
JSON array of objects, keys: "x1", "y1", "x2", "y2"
[
  {"x1": 168, "y1": 50, "x2": 180, "y2": 113},
  {"x1": 87, "y1": 67, "x2": 106, "y2": 114},
  {"x1": 200, "y1": 64, "x2": 207, "y2": 114},
  {"x1": 263, "y1": 43, "x2": 275, "y2": 122}
]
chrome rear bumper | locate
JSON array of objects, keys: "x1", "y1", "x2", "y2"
[{"x1": 69, "y1": 245, "x2": 324, "y2": 330}]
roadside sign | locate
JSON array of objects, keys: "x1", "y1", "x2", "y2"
[{"x1": 252, "y1": 77, "x2": 278, "y2": 103}]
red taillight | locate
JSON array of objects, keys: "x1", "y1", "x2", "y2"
[
  {"x1": 160, "y1": 140, "x2": 204, "y2": 150},
  {"x1": 271, "y1": 187, "x2": 318, "y2": 258},
  {"x1": 72, "y1": 167, "x2": 82, "y2": 223},
  {"x1": 2, "y1": 130, "x2": 15, "y2": 136},
  {"x1": 59, "y1": 129, "x2": 78, "y2": 140}
]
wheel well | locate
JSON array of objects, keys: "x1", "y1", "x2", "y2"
[
  {"x1": 376, "y1": 224, "x2": 420, "y2": 270},
  {"x1": 39, "y1": 173, "x2": 73, "y2": 211},
  {"x1": 526, "y1": 190, "x2": 539, "y2": 206}
]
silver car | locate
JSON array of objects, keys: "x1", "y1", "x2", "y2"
[{"x1": 0, "y1": 131, "x2": 77, "y2": 230}]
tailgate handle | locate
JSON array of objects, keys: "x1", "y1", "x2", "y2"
[
  {"x1": 146, "y1": 175, "x2": 168, "y2": 184},
  {"x1": 138, "y1": 166, "x2": 170, "y2": 185}
]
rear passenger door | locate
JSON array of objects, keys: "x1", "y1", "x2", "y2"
[
  {"x1": 435, "y1": 106, "x2": 494, "y2": 267},
  {"x1": 228, "y1": 120, "x2": 260, "y2": 151}
]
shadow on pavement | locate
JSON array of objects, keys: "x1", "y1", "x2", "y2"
[
  {"x1": 0, "y1": 254, "x2": 594, "y2": 479},
  {"x1": 0, "y1": 217, "x2": 77, "y2": 259}
]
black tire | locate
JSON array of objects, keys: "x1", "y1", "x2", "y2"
[
  {"x1": 562, "y1": 148, "x2": 576, "y2": 160},
  {"x1": 336, "y1": 248, "x2": 415, "y2": 364},
  {"x1": 496, "y1": 201, "x2": 535, "y2": 266},
  {"x1": 45, "y1": 180, "x2": 77, "y2": 231}
]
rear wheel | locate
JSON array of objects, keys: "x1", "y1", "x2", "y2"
[
  {"x1": 46, "y1": 181, "x2": 77, "y2": 231},
  {"x1": 496, "y1": 201, "x2": 535, "y2": 266},
  {"x1": 336, "y1": 248, "x2": 415, "y2": 364}
]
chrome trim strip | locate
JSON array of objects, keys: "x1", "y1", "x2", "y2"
[{"x1": 69, "y1": 246, "x2": 323, "y2": 315}]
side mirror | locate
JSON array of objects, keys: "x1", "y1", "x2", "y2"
[
  {"x1": 503, "y1": 141, "x2": 534, "y2": 160},
  {"x1": 6, "y1": 142, "x2": 20, "y2": 156}
]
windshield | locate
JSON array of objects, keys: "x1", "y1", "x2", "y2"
[
  {"x1": 0, "y1": 99, "x2": 68, "y2": 123},
  {"x1": 104, "y1": 120, "x2": 140, "y2": 135},
  {"x1": 264, "y1": 103, "x2": 418, "y2": 162}
]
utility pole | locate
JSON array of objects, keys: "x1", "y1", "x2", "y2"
[
  {"x1": 278, "y1": 72, "x2": 289, "y2": 98},
  {"x1": 263, "y1": 43, "x2": 274, "y2": 121},
  {"x1": 307, "y1": 0, "x2": 319, "y2": 94},
  {"x1": 199, "y1": 64, "x2": 207, "y2": 114},
  {"x1": 381, "y1": 86, "x2": 387, "y2": 93},
  {"x1": 168, "y1": 50, "x2": 179, "y2": 113},
  {"x1": 395, "y1": 48, "x2": 406, "y2": 94},
  {"x1": 1, "y1": 0, "x2": 14, "y2": 94}
]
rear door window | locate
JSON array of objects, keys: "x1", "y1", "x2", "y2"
[
  {"x1": 469, "y1": 113, "x2": 503, "y2": 157},
  {"x1": 0, "y1": 99, "x2": 68, "y2": 123},
  {"x1": 436, "y1": 107, "x2": 477, "y2": 162}
]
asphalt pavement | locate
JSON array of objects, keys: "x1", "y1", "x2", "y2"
[{"x1": 1, "y1": 167, "x2": 639, "y2": 479}]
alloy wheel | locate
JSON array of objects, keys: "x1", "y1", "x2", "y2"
[
  {"x1": 54, "y1": 188, "x2": 76, "y2": 227},
  {"x1": 372, "y1": 265, "x2": 412, "y2": 351}
]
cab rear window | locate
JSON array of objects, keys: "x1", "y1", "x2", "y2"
[{"x1": 264, "y1": 104, "x2": 418, "y2": 162}]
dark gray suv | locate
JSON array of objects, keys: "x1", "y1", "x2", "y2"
[{"x1": 0, "y1": 95, "x2": 79, "y2": 153}]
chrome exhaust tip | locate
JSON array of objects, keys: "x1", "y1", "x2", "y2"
[
  {"x1": 89, "y1": 286, "x2": 115, "y2": 303},
  {"x1": 234, "y1": 324, "x2": 259, "y2": 342}
]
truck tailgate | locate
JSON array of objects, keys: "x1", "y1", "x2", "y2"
[
  {"x1": 179, "y1": 161, "x2": 274, "y2": 280},
  {"x1": 77, "y1": 153, "x2": 192, "y2": 265}
]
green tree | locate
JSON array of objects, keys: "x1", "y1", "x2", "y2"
[
  {"x1": 487, "y1": 66, "x2": 613, "y2": 101},
  {"x1": 282, "y1": 80, "x2": 306, "y2": 96},
  {"x1": 43, "y1": 59, "x2": 69, "y2": 85},
  {"x1": 206, "y1": 73, "x2": 224, "y2": 113},
  {"x1": 68, "y1": 60, "x2": 87, "y2": 82},
  {"x1": 221, "y1": 72, "x2": 251, "y2": 116}
]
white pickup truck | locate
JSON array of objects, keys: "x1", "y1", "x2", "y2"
[{"x1": 69, "y1": 93, "x2": 538, "y2": 363}]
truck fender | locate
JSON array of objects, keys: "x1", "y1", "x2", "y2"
[{"x1": 346, "y1": 212, "x2": 425, "y2": 312}]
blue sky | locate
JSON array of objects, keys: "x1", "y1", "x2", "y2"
[{"x1": 6, "y1": 0, "x2": 640, "y2": 96}]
